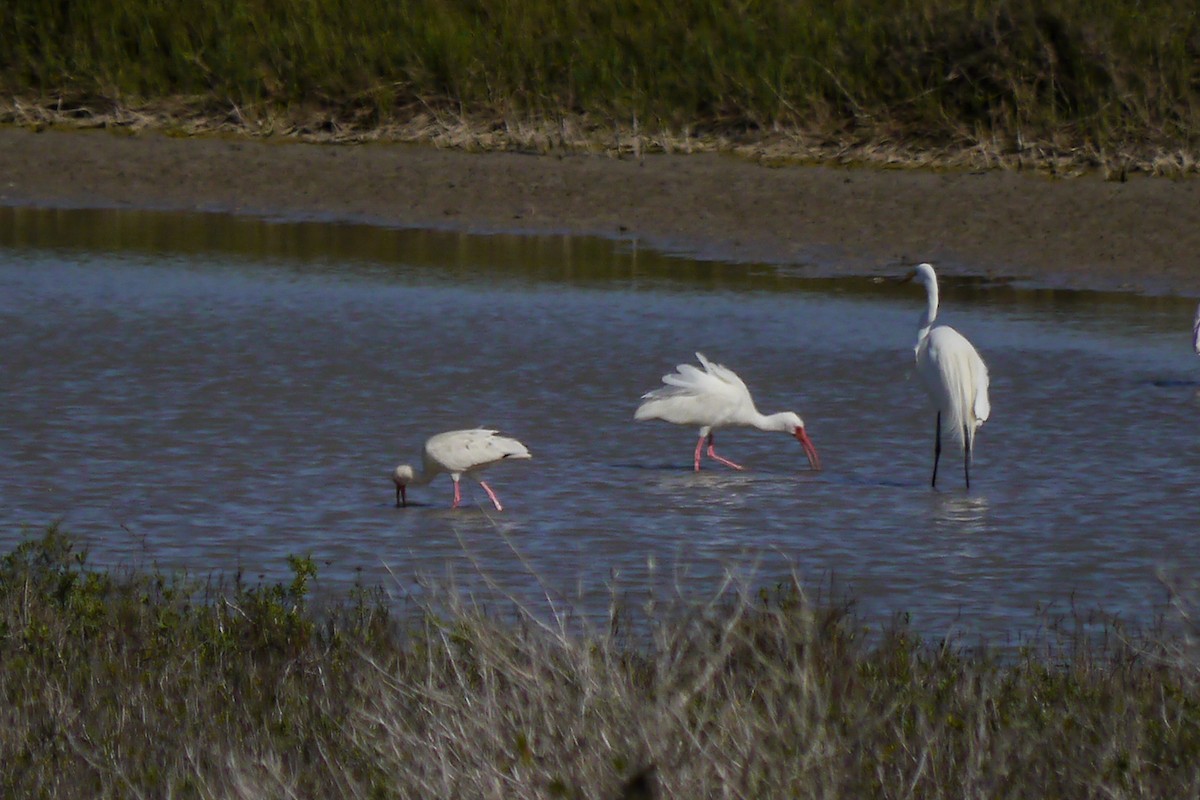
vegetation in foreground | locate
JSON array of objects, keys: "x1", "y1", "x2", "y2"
[
  {"x1": 2, "y1": 528, "x2": 1200, "y2": 798},
  {"x1": 1, "y1": 0, "x2": 1199, "y2": 173}
]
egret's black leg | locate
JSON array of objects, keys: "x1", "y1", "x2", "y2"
[
  {"x1": 931, "y1": 412, "x2": 942, "y2": 488},
  {"x1": 963, "y1": 425, "x2": 971, "y2": 489}
]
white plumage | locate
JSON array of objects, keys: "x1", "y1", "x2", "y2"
[
  {"x1": 392, "y1": 428, "x2": 531, "y2": 510},
  {"x1": 634, "y1": 352, "x2": 820, "y2": 471},
  {"x1": 904, "y1": 263, "x2": 990, "y2": 488},
  {"x1": 1192, "y1": 302, "x2": 1200, "y2": 355}
]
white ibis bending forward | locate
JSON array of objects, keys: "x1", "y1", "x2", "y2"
[
  {"x1": 393, "y1": 428, "x2": 531, "y2": 510},
  {"x1": 901, "y1": 263, "x2": 990, "y2": 489},
  {"x1": 634, "y1": 352, "x2": 820, "y2": 471}
]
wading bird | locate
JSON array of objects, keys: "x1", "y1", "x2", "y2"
[
  {"x1": 634, "y1": 352, "x2": 820, "y2": 472},
  {"x1": 392, "y1": 428, "x2": 531, "y2": 510},
  {"x1": 901, "y1": 262, "x2": 990, "y2": 489},
  {"x1": 1193, "y1": 302, "x2": 1200, "y2": 354}
]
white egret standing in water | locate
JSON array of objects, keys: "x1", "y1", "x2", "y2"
[
  {"x1": 392, "y1": 429, "x2": 531, "y2": 510},
  {"x1": 901, "y1": 263, "x2": 990, "y2": 489},
  {"x1": 634, "y1": 352, "x2": 821, "y2": 471}
]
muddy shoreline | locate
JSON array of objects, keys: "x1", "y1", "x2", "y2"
[{"x1": 2, "y1": 127, "x2": 1198, "y2": 295}]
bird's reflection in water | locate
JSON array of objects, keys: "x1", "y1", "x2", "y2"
[
  {"x1": 644, "y1": 470, "x2": 762, "y2": 507},
  {"x1": 931, "y1": 493, "x2": 990, "y2": 537}
]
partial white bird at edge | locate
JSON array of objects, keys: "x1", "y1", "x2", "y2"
[{"x1": 1192, "y1": 301, "x2": 1200, "y2": 355}]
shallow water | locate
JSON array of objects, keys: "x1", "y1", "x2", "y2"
[{"x1": 1, "y1": 207, "x2": 1198, "y2": 638}]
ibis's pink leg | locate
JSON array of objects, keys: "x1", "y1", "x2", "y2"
[
  {"x1": 451, "y1": 478, "x2": 462, "y2": 509},
  {"x1": 706, "y1": 433, "x2": 744, "y2": 471},
  {"x1": 479, "y1": 480, "x2": 504, "y2": 511},
  {"x1": 694, "y1": 436, "x2": 707, "y2": 471}
]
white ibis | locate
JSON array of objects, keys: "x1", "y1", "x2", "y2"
[
  {"x1": 634, "y1": 352, "x2": 820, "y2": 471},
  {"x1": 393, "y1": 428, "x2": 531, "y2": 510}
]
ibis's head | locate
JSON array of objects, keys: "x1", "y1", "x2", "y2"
[
  {"x1": 392, "y1": 465, "x2": 415, "y2": 507},
  {"x1": 779, "y1": 412, "x2": 821, "y2": 471}
]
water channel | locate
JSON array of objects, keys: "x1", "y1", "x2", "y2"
[{"x1": 2, "y1": 207, "x2": 1197, "y2": 638}]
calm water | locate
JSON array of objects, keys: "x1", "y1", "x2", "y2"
[{"x1": 2, "y1": 207, "x2": 1198, "y2": 637}]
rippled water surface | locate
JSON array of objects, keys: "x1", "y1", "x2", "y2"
[{"x1": 2, "y1": 207, "x2": 1198, "y2": 636}]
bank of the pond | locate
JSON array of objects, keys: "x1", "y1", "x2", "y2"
[
  {"x1": 3, "y1": 127, "x2": 1200, "y2": 297},
  {"x1": 2, "y1": 529, "x2": 1199, "y2": 798},
  {"x1": 4, "y1": 0, "x2": 1199, "y2": 166}
]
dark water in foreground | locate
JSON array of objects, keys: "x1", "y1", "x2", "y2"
[{"x1": 2, "y1": 207, "x2": 1198, "y2": 637}]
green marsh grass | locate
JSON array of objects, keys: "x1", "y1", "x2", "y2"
[
  {"x1": 1, "y1": 0, "x2": 1199, "y2": 170},
  {"x1": 3, "y1": 527, "x2": 1200, "y2": 797}
]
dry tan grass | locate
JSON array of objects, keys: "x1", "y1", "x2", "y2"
[
  {"x1": 5, "y1": 95, "x2": 1197, "y2": 179},
  {"x1": 4, "y1": 529, "x2": 1200, "y2": 799}
]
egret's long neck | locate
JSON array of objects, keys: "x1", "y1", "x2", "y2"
[{"x1": 917, "y1": 278, "x2": 939, "y2": 345}]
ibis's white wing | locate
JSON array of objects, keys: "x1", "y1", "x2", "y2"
[
  {"x1": 425, "y1": 428, "x2": 531, "y2": 474},
  {"x1": 635, "y1": 353, "x2": 753, "y2": 426}
]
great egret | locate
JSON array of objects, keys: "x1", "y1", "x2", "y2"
[
  {"x1": 393, "y1": 428, "x2": 531, "y2": 510},
  {"x1": 901, "y1": 263, "x2": 990, "y2": 488},
  {"x1": 634, "y1": 352, "x2": 820, "y2": 471}
]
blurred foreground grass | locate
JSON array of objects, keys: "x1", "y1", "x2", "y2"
[
  {"x1": 1, "y1": 0, "x2": 1198, "y2": 171},
  {"x1": 3, "y1": 527, "x2": 1200, "y2": 797}
]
